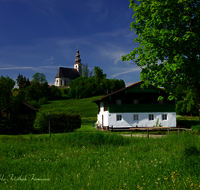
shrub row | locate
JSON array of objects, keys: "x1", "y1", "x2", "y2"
[
  {"x1": 0, "y1": 112, "x2": 81, "y2": 135},
  {"x1": 33, "y1": 112, "x2": 81, "y2": 134}
]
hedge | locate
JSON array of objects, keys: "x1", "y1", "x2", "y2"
[{"x1": 33, "y1": 112, "x2": 81, "y2": 134}]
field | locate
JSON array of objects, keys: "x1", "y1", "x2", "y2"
[
  {"x1": 1, "y1": 97, "x2": 200, "y2": 189},
  {"x1": 0, "y1": 132, "x2": 200, "y2": 189}
]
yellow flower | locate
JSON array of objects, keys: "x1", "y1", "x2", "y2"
[{"x1": 87, "y1": 183, "x2": 89, "y2": 186}]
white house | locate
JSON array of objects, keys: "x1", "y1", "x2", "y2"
[
  {"x1": 54, "y1": 49, "x2": 82, "y2": 87},
  {"x1": 93, "y1": 81, "x2": 176, "y2": 130}
]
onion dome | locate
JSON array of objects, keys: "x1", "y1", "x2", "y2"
[{"x1": 75, "y1": 49, "x2": 81, "y2": 63}]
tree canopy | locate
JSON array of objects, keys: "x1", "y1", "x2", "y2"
[
  {"x1": 122, "y1": 0, "x2": 200, "y2": 118},
  {"x1": 16, "y1": 74, "x2": 30, "y2": 89},
  {"x1": 32, "y1": 72, "x2": 47, "y2": 84}
]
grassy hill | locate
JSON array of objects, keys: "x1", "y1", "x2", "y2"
[{"x1": 39, "y1": 95, "x2": 103, "y2": 125}]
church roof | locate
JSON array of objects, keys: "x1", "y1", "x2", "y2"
[{"x1": 55, "y1": 67, "x2": 80, "y2": 79}]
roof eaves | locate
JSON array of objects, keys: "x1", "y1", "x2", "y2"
[{"x1": 92, "y1": 81, "x2": 143, "y2": 102}]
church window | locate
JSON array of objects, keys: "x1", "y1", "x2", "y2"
[
  {"x1": 61, "y1": 80, "x2": 62, "y2": 85},
  {"x1": 57, "y1": 80, "x2": 58, "y2": 84}
]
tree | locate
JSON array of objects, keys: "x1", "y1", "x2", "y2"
[
  {"x1": 0, "y1": 76, "x2": 15, "y2": 126},
  {"x1": 176, "y1": 85, "x2": 198, "y2": 116},
  {"x1": 122, "y1": 0, "x2": 200, "y2": 119},
  {"x1": 94, "y1": 66, "x2": 106, "y2": 80},
  {"x1": 16, "y1": 74, "x2": 30, "y2": 89},
  {"x1": 32, "y1": 72, "x2": 47, "y2": 84},
  {"x1": 82, "y1": 63, "x2": 93, "y2": 77}
]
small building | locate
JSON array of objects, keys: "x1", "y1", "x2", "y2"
[
  {"x1": 54, "y1": 49, "x2": 82, "y2": 87},
  {"x1": 2, "y1": 101, "x2": 39, "y2": 116},
  {"x1": 93, "y1": 81, "x2": 176, "y2": 130}
]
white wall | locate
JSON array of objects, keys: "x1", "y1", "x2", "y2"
[
  {"x1": 54, "y1": 78, "x2": 73, "y2": 86},
  {"x1": 107, "y1": 112, "x2": 176, "y2": 127},
  {"x1": 97, "y1": 109, "x2": 176, "y2": 128}
]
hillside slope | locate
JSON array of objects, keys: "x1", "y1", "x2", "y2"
[{"x1": 39, "y1": 95, "x2": 103, "y2": 124}]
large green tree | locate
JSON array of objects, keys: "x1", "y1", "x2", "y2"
[
  {"x1": 16, "y1": 74, "x2": 30, "y2": 89},
  {"x1": 122, "y1": 0, "x2": 200, "y2": 119},
  {"x1": 32, "y1": 72, "x2": 47, "y2": 84}
]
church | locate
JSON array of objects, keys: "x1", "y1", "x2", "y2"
[{"x1": 54, "y1": 49, "x2": 82, "y2": 87}]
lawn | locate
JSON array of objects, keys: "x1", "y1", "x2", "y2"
[{"x1": 0, "y1": 132, "x2": 200, "y2": 189}]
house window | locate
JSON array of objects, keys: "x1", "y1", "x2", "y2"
[
  {"x1": 116, "y1": 100, "x2": 121, "y2": 105},
  {"x1": 116, "y1": 115, "x2": 122, "y2": 121},
  {"x1": 133, "y1": 99, "x2": 139, "y2": 104},
  {"x1": 57, "y1": 80, "x2": 58, "y2": 84},
  {"x1": 149, "y1": 114, "x2": 154, "y2": 120},
  {"x1": 133, "y1": 114, "x2": 139, "y2": 121},
  {"x1": 162, "y1": 114, "x2": 167, "y2": 120}
]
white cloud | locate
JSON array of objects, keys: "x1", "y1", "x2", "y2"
[
  {"x1": 111, "y1": 67, "x2": 141, "y2": 78},
  {"x1": 0, "y1": 65, "x2": 58, "y2": 70}
]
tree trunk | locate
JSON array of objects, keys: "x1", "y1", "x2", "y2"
[{"x1": 194, "y1": 82, "x2": 200, "y2": 121}]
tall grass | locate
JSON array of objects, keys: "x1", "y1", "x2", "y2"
[{"x1": 0, "y1": 132, "x2": 200, "y2": 189}]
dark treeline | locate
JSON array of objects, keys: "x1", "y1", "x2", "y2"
[{"x1": 68, "y1": 66, "x2": 125, "y2": 99}]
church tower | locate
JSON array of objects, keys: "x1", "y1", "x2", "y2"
[{"x1": 74, "y1": 49, "x2": 82, "y2": 76}]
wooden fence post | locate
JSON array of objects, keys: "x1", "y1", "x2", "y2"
[
  {"x1": 168, "y1": 128, "x2": 169, "y2": 135},
  {"x1": 178, "y1": 129, "x2": 180, "y2": 135},
  {"x1": 147, "y1": 128, "x2": 149, "y2": 138},
  {"x1": 131, "y1": 128, "x2": 132, "y2": 138},
  {"x1": 111, "y1": 125, "x2": 113, "y2": 132}
]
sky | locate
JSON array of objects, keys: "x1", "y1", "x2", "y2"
[{"x1": 0, "y1": 0, "x2": 142, "y2": 87}]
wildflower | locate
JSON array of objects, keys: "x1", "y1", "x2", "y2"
[
  {"x1": 159, "y1": 161, "x2": 162, "y2": 164},
  {"x1": 124, "y1": 183, "x2": 126, "y2": 185},
  {"x1": 155, "y1": 159, "x2": 157, "y2": 161},
  {"x1": 120, "y1": 161, "x2": 121, "y2": 163},
  {"x1": 157, "y1": 178, "x2": 160, "y2": 180},
  {"x1": 154, "y1": 165, "x2": 157, "y2": 167},
  {"x1": 155, "y1": 182, "x2": 158, "y2": 184},
  {"x1": 97, "y1": 161, "x2": 99, "y2": 163},
  {"x1": 87, "y1": 183, "x2": 89, "y2": 186}
]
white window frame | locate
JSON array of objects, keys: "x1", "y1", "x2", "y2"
[
  {"x1": 162, "y1": 114, "x2": 167, "y2": 120},
  {"x1": 133, "y1": 114, "x2": 139, "y2": 121},
  {"x1": 149, "y1": 114, "x2": 154, "y2": 121},
  {"x1": 116, "y1": 100, "x2": 121, "y2": 105},
  {"x1": 116, "y1": 114, "x2": 122, "y2": 121}
]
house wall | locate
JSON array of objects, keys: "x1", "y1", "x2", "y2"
[
  {"x1": 97, "y1": 110, "x2": 176, "y2": 128},
  {"x1": 54, "y1": 78, "x2": 74, "y2": 86}
]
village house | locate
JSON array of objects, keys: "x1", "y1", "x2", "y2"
[
  {"x1": 93, "y1": 81, "x2": 176, "y2": 130},
  {"x1": 2, "y1": 101, "x2": 39, "y2": 116},
  {"x1": 54, "y1": 49, "x2": 82, "y2": 87}
]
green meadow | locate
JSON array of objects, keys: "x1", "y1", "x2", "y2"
[
  {"x1": 1, "y1": 97, "x2": 200, "y2": 189},
  {"x1": 1, "y1": 132, "x2": 200, "y2": 190}
]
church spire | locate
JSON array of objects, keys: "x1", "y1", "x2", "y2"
[{"x1": 74, "y1": 47, "x2": 82, "y2": 76}]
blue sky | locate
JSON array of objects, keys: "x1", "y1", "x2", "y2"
[{"x1": 0, "y1": 0, "x2": 141, "y2": 87}]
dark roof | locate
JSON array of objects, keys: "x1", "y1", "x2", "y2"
[
  {"x1": 55, "y1": 67, "x2": 80, "y2": 79},
  {"x1": 2, "y1": 101, "x2": 39, "y2": 113},
  {"x1": 93, "y1": 81, "x2": 167, "y2": 102},
  {"x1": 22, "y1": 101, "x2": 39, "y2": 112}
]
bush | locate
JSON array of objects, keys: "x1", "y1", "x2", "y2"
[
  {"x1": 33, "y1": 112, "x2": 81, "y2": 134},
  {"x1": 191, "y1": 125, "x2": 200, "y2": 132},
  {"x1": 38, "y1": 97, "x2": 48, "y2": 105}
]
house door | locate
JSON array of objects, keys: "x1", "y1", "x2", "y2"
[{"x1": 102, "y1": 115, "x2": 104, "y2": 128}]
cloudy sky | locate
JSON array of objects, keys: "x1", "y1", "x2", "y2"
[{"x1": 0, "y1": 0, "x2": 141, "y2": 87}]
